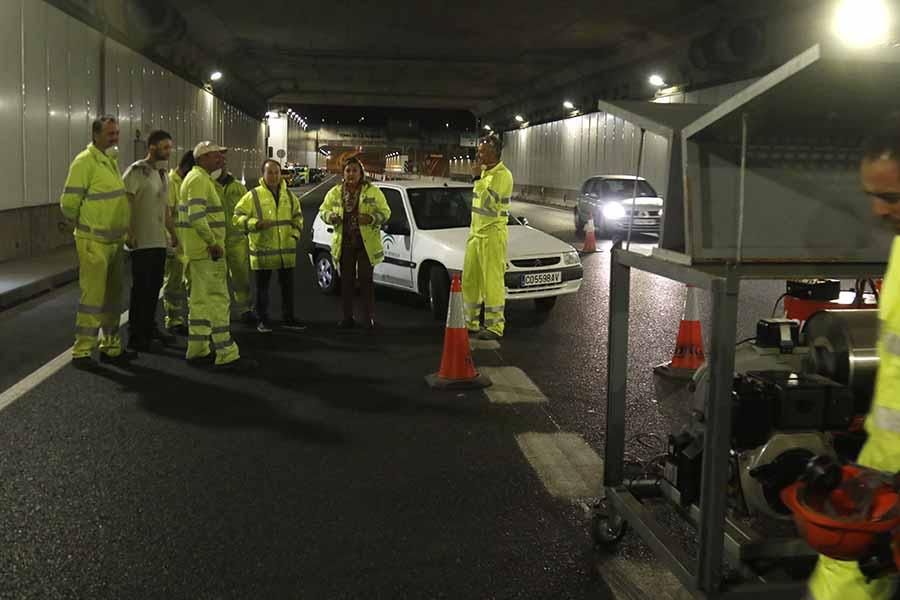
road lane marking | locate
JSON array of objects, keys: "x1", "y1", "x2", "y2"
[
  {"x1": 515, "y1": 432, "x2": 603, "y2": 498},
  {"x1": 469, "y1": 339, "x2": 500, "y2": 351},
  {"x1": 480, "y1": 366, "x2": 547, "y2": 404},
  {"x1": 294, "y1": 175, "x2": 338, "y2": 202},
  {"x1": 0, "y1": 297, "x2": 142, "y2": 412}
]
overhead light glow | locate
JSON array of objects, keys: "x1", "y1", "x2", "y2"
[
  {"x1": 648, "y1": 74, "x2": 666, "y2": 87},
  {"x1": 834, "y1": 0, "x2": 891, "y2": 47},
  {"x1": 563, "y1": 100, "x2": 575, "y2": 110},
  {"x1": 514, "y1": 115, "x2": 525, "y2": 123},
  {"x1": 483, "y1": 124, "x2": 492, "y2": 130},
  {"x1": 210, "y1": 71, "x2": 223, "y2": 82}
]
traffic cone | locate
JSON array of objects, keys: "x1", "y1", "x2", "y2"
[
  {"x1": 581, "y1": 217, "x2": 597, "y2": 253},
  {"x1": 654, "y1": 285, "x2": 705, "y2": 380},
  {"x1": 426, "y1": 274, "x2": 492, "y2": 390}
]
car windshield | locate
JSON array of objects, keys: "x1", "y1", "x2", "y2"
[
  {"x1": 407, "y1": 187, "x2": 472, "y2": 230},
  {"x1": 603, "y1": 179, "x2": 658, "y2": 199}
]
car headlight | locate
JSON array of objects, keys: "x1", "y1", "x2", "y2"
[
  {"x1": 563, "y1": 250, "x2": 580, "y2": 266},
  {"x1": 603, "y1": 202, "x2": 626, "y2": 220}
]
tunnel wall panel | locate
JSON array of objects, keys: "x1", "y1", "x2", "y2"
[{"x1": 0, "y1": 1, "x2": 265, "y2": 262}]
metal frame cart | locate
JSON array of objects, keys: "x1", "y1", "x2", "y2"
[{"x1": 600, "y1": 249, "x2": 885, "y2": 598}]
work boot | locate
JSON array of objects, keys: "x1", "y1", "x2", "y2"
[
  {"x1": 100, "y1": 349, "x2": 139, "y2": 365},
  {"x1": 150, "y1": 327, "x2": 177, "y2": 346},
  {"x1": 215, "y1": 356, "x2": 259, "y2": 373},
  {"x1": 468, "y1": 328, "x2": 481, "y2": 337},
  {"x1": 477, "y1": 329, "x2": 501, "y2": 341},
  {"x1": 257, "y1": 321, "x2": 273, "y2": 334},
  {"x1": 72, "y1": 356, "x2": 99, "y2": 372},
  {"x1": 186, "y1": 353, "x2": 216, "y2": 367}
]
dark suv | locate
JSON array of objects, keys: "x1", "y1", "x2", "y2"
[{"x1": 574, "y1": 175, "x2": 663, "y2": 238}]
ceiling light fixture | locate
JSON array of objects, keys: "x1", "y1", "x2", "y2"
[
  {"x1": 648, "y1": 74, "x2": 666, "y2": 87},
  {"x1": 514, "y1": 115, "x2": 525, "y2": 123},
  {"x1": 210, "y1": 71, "x2": 223, "y2": 82},
  {"x1": 834, "y1": 0, "x2": 891, "y2": 48},
  {"x1": 563, "y1": 100, "x2": 575, "y2": 110}
]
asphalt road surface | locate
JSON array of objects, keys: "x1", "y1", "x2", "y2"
[{"x1": 0, "y1": 176, "x2": 787, "y2": 599}]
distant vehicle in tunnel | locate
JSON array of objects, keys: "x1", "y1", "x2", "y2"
[
  {"x1": 574, "y1": 175, "x2": 662, "y2": 238},
  {"x1": 310, "y1": 181, "x2": 583, "y2": 319}
]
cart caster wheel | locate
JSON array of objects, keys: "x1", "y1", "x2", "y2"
[{"x1": 592, "y1": 511, "x2": 628, "y2": 548}]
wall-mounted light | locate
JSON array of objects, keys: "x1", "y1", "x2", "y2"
[
  {"x1": 834, "y1": 0, "x2": 891, "y2": 47},
  {"x1": 483, "y1": 124, "x2": 492, "y2": 131},
  {"x1": 563, "y1": 100, "x2": 575, "y2": 110},
  {"x1": 514, "y1": 115, "x2": 525, "y2": 123},
  {"x1": 210, "y1": 71, "x2": 223, "y2": 82},
  {"x1": 648, "y1": 74, "x2": 666, "y2": 87}
]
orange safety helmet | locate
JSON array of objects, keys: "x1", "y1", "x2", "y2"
[{"x1": 781, "y1": 464, "x2": 900, "y2": 561}]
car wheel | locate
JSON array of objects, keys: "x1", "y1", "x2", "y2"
[
  {"x1": 535, "y1": 296, "x2": 557, "y2": 312},
  {"x1": 574, "y1": 208, "x2": 585, "y2": 234},
  {"x1": 428, "y1": 266, "x2": 450, "y2": 321},
  {"x1": 315, "y1": 251, "x2": 339, "y2": 295}
]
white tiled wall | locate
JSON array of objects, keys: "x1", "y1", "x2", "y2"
[{"x1": 0, "y1": 0, "x2": 265, "y2": 212}]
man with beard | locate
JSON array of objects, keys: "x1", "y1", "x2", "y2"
[
  {"x1": 806, "y1": 114, "x2": 900, "y2": 599},
  {"x1": 124, "y1": 130, "x2": 179, "y2": 351}
]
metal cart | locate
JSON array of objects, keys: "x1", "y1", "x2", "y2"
[{"x1": 599, "y1": 248, "x2": 885, "y2": 598}]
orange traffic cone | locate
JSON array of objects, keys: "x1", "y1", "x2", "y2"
[
  {"x1": 654, "y1": 285, "x2": 705, "y2": 380},
  {"x1": 581, "y1": 217, "x2": 597, "y2": 253},
  {"x1": 426, "y1": 274, "x2": 492, "y2": 390}
]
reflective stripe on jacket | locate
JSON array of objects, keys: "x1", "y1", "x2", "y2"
[
  {"x1": 470, "y1": 161, "x2": 513, "y2": 237},
  {"x1": 234, "y1": 179, "x2": 303, "y2": 270},
  {"x1": 318, "y1": 182, "x2": 391, "y2": 266},
  {"x1": 865, "y1": 236, "x2": 900, "y2": 440},
  {"x1": 178, "y1": 166, "x2": 226, "y2": 261},
  {"x1": 60, "y1": 144, "x2": 129, "y2": 243}
]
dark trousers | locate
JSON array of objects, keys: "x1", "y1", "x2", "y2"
[
  {"x1": 129, "y1": 248, "x2": 167, "y2": 342},
  {"x1": 340, "y1": 240, "x2": 374, "y2": 321},
  {"x1": 255, "y1": 268, "x2": 295, "y2": 323}
]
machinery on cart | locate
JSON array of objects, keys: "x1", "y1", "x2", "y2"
[{"x1": 594, "y1": 40, "x2": 898, "y2": 599}]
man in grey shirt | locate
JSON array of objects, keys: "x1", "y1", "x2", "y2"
[{"x1": 124, "y1": 129, "x2": 178, "y2": 351}]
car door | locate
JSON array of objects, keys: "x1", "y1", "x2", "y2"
[{"x1": 375, "y1": 187, "x2": 414, "y2": 289}]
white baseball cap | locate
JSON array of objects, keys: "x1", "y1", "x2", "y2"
[{"x1": 193, "y1": 141, "x2": 228, "y2": 159}]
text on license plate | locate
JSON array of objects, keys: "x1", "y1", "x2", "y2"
[{"x1": 521, "y1": 271, "x2": 562, "y2": 287}]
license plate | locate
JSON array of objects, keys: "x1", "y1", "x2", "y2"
[
  {"x1": 521, "y1": 271, "x2": 562, "y2": 287},
  {"x1": 634, "y1": 219, "x2": 654, "y2": 225}
]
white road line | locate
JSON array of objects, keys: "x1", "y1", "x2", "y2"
[
  {"x1": 469, "y1": 339, "x2": 500, "y2": 351},
  {"x1": 295, "y1": 175, "x2": 338, "y2": 201},
  {"x1": 0, "y1": 299, "x2": 138, "y2": 412},
  {"x1": 480, "y1": 366, "x2": 547, "y2": 404},
  {"x1": 515, "y1": 432, "x2": 603, "y2": 498}
]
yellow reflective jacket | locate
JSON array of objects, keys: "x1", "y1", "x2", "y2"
[
  {"x1": 214, "y1": 173, "x2": 248, "y2": 245},
  {"x1": 168, "y1": 169, "x2": 183, "y2": 210},
  {"x1": 470, "y1": 161, "x2": 513, "y2": 237},
  {"x1": 178, "y1": 166, "x2": 226, "y2": 261},
  {"x1": 234, "y1": 179, "x2": 303, "y2": 270},
  {"x1": 318, "y1": 182, "x2": 391, "y2": 266},
  {"x1": 59, "y1": 144, "x2": 129, "y2": 243}
]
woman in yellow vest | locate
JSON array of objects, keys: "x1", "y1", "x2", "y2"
[
  {"x1": 234, "y1": 160, "x2": 304, "y2": 332},
  {"x1": 319, "y1": 157, "x2": 391, "y2": 330}
]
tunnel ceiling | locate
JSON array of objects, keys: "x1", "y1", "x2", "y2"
[{"x1": 50, "y1": 0, "x2": 814, "y2": 123}]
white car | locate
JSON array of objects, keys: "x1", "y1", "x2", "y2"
[{"x1": 309, "y1": 180, "x2": 583, "y2": 319}]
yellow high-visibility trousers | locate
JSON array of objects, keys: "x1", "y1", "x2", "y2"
[
  {"x1": 73, "y1": 237, "x2": 124, "y2": 358},
  {"x1": 186, "y1": 258, "x2": 240, "y2": 365},
  {"x1": 162, "y1": 252, "x2": 187, "y2": 328},
  {"x1": 462, "y1": 231, "x2": 508, "y2": 336},
  {"x1": 226, "y1": 239, "x2": 252, "y2": 315}
]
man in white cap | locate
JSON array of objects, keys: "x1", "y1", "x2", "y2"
[{"x1": 177, "y1": 141, "x2": 257, "y2": 372}]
